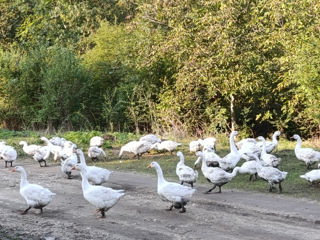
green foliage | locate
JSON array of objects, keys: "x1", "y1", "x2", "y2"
[
  {"x1": 0, "y1": 0, "x2": 137, "y2": 51},
  {"x1": 1, "y1": 0, "x2": 320, "y2": 137},
  {"x1": 0, "y1": 44, "x2": 91, "y2": 130}
]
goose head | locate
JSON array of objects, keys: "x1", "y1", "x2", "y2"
[
  {"x1": 40, "y1": 136, "x2": 48, "y2": 142},
  {"x1": 150, "y1": 143, "x2": 160, "y2": 150},
  {"x1": 11, "y1": 166, "x2": 24, "y2": 173},
  {"x1": 203, "y1": 146, "x2": 215, "y2": 152},
  {"x1": 71, "y1": 163, "x2": 86, "y2": 172},
  {"x1": 74, "y1": 149, "x2": 84, "y2": 155},
  {"x1": 230, "y1": 131, "x2": 238, "y2": 137},
  {"x1": 274, "y1": 131, "x2": 281, "y2": 137},
  {"x1": 147, "y1": 161, "x2": 160, "y2": 169},
  {"x1": 176, "y1": 151, "x2": 183, "y2": 158},
  {"x1": 291, "y1": 134, "x2": 300, "y2": 140},
  {"x1": 19, "y1": 141, "x2": 27, "y2": 146},
  {"x1": 257, "y1": 136, "x2": 265, "y2": 142}
]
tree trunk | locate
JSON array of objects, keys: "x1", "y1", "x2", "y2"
[{"x1": 230, "y1": 94, "x2": 236, "y2": 131}]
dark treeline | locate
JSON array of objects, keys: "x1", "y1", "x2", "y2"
[{"x1": 0, "y1": 0, "x2": 319, "y2": 138}]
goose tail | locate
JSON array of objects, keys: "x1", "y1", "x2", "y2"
[{"x1": 300, "y1": 174, "x2": 307, "y2": 180}]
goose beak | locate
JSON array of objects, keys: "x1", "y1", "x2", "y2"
[
  {"x1": 71, "y1": 166, "x2": 76, "y2": 170},
  {"x1": 147, "y1": 164, "x2": 151, "y2": 168},
  {"x1": 11, "y1": 168, "x2": 15, "y2": 172}
]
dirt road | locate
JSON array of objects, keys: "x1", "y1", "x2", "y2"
[{"x1": 0, "y1": 158, "x2": 320, "y2": 240}]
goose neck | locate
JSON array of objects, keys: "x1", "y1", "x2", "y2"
[
  {"x1": 178, "y1": 154, "x2": 184, "y2": 164},
  {"x1": 78, "y1": 151, "x2": 87, "y2": 167},
  {"x1": 272, "y1": 134, "x2": 278, "y2": 144},
  {"x1": 230, "y1": 167, "x2": 239, "y2": 178},
  {"x1": 229, "y1": 133, "x2": 238, "y2": 153},
  {"x1": 19, "y1": 169, "x2": 29, "y2": 188},
  {"x1": 201, "y1": 157, "x2": 210, "y2": 172},
  {"x1": 154, "y1": 164, "x2": 166, "y2": 185},
  {"x1": 295, "y1": 137, "x2": 302, "y2": 149},
  {"x1": 260, "y1": 139, "x2": 267, "y2": 154},
  {"x1": 80, "y1": 171, "x2": 91, "y2": 191}
]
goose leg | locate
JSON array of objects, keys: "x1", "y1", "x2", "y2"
[
  {"x1": 44, "y1": 160, "x2": 47, "y2": 167},
  {"x1": 255, "y1": 173, "x2": 258, "y2": 180},
  {"x1": 268, "y1": 184, "x2": 273, "y2": 192},
  {"x1": 5, "y1": 161, "x2": 7, "y2": 168},
  {"x1": 217, "y1": 186, "x2": 222, "y2": 193},
  {"x1": 39, "y1": 161, "x2": 43, "y2": 167},
  {"x1": 279, "y1": 182, "x2": 283, "y2": 193},
  {"x1": 67, "y1": 172, "x2": 72, "y2": 179},
  {"x1": 179, "y1": 206, "x2": 186, "y2": 213},
  {"x1": 205, "y1": 184, "x2": 216, "y2": 194},
  {"x1": 249, "y1": 175, "x2": 253, "y2": 181},
  {"x1": 10, "y1": 161, "x2": 13, "y2": 167},
  {"x1": 190, "y1": 182, "x2": 193, "y2": 188},
  {"x1": 21, "y1": 206, "x2": 31, "y2": 215},
  {"x1": 180, "y1": 181, "x2": 184, "y2": 185},
  {"x1": 100, "y1": 209, "x2": 106, "y2": 218},
  {"x1": 40, "y1": 208, "x2": 43, "y2": 214},
  {"x1": 307, "y1": 163, "x2": 311, "y2": 169},
  {"x1": 166, "y1": 204, "x2": 174, "y2": 211}
]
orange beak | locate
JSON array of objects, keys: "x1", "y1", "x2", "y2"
[
  {"x1": 147, "y1": 164, "x2": 151, "y2": 168},
  {"x1": 11, "y1": 168, "x2": 15, "y2": 172},
  {"x1": 71, "y1": 166, "x2": 76, "y2": 170}
]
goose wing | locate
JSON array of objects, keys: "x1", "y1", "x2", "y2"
[
  {"x1": 21, "y1": 184, "x2": 55, "y2": 205},
  {"x1": 84, "y1": 186, "x2": 124, "y2": 208},
  {"x1": 158, "y1": 182, "x2": 195, "y2": 202}
]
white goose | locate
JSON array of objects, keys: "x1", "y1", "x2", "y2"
[
  {"x1": 139, "y1": 134, "x2": 161, "y2": 144},
  {"x1": 119, "y1": 140, "x2": 152, "y2": 159},
  {"x1": 76, "y1": 149, "x2": 111, "y2": 185},
  {"x1": 236, "y1": 137, "x2": 257, "y2": 150},
  {"x1": 19, "y1": 141, "x2": 41, "y2": 155},
  {"x1": 151, "y1": 140, "x2": 181, "y2": 154},
  {"x1": 176, "y1": 152, "x2": 198, "y2": 187},
  {"x1": 189, "y1": 139, "x2": 202, "y2": 153},
  {"x1": 49, "y1": 136, "x2": 66, "y2": 147},
  {"x1": 195, "y1": 146, "x2": 222, "y2": 167},
  {"x1": 61, "y1": 148, "x2": 78, "y2": 179},
  {"x1": 195, "y1": 152, "x2": 240, "y2": 193},
  {"x1": 257, "y1": 131, "x2": 281, "y2": 153},
  {"x1": 200, "y1": 137, "x2": 217, "y2": 150},
  {"x1": 292, "y1": 134, "x2": 320, "y2": 169},
  {"x1": 32, "y1": 146, "x2": 51, "y2": 167},
  {"x1": 148, "y1": 161, "x2": 195, "y2": 213},
  {"x1": 238, "y1": 140, "x2": 261, "y2": 160},
  {"x1": 88, "y1": 146, "x2": 107, "y2": 161},
  {"x1": 41, "y1": 136, "x2": 63, "y2": 162},
  {"x1": 0, "y1": 144, "x2": 17, "y2": 168},
  {"x1": 300, "y1": 165, "x2": 320, "y2": 184},
  {"x1": 219, "y1": 131, "x2": 241, "y2": 171},
  {"x1": 256, "y1": 162, "x2": 287, "y2": 193},
  {"x1": 11, "y1": 166, "x2": 55, "y2": 214},
  {"x1": 90, "y1": 136, "x2": 104, "y2": 147},
  {"x1": 257, "y1": 136, "x2": 281, "y2": 167},
  {"x1": 60, "y1": 140, "x2": 77, "y2": 160},
  {"x1": 72, "y1": 164, "x2": 124, "y2": 218},
  {"x1": 237, "y1": 153, "x2": 262, "y2": 181}
]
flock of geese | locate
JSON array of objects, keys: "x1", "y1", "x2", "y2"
[{"x1": 1, "y1": 131, "x2": 320, "y2": 216}]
